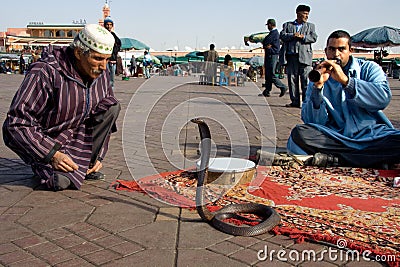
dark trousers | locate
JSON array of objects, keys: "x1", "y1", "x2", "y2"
[
  {"x1": 262, "y1": 54, "x2": 286, "y2": 96},
  {"x1": 286, "y1": 55, "x2": 311, "y2": 106},
  {"x1": 291, "y1": 124, "x2": 400, "y2": 168},
  {"x1": 89, "y1": 103, "x2": 121, "y2": 168}
]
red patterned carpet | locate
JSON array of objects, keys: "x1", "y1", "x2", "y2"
[{"x1": 113, "y1": 165, "x2": 400, "y2": 266}]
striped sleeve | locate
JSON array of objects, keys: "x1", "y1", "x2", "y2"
[{"x1": 4, "y1": 64, "x2": 60, "y2": 163}]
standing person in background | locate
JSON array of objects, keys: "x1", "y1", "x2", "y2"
[
  {"x1": 19, "y1": 53, "x2": 25, "y2": 74},
  {"x1": 104, "y1": 16, "x2": 121, "y2": 89},
  {"x1": 41, "y1": 46, "x2": 49, "y2": 58},
  {"x1": 130, "y1": 54, "x2": 137, "y2": 76},
  {"x1": 143, "y1": 50, "x2": 153, "y2": 79},
  {"x1": 260, "y1": 18, "x2": 287, "y2": 97},
  {"x1": 280, "y1": 4, "x2": 317, "y2": 108},
  {"x1": 31, "y1": 50, "x2": 41, "y2": 63},
  {"x1": 116, "y1": 54, "x2": 124, "y2": 76},
  {"x1": 205, "y1": 43, "x2": 219, "y2": 63},
  {"x1": 205, "y1": 44, "x2": 219, "y2": 85}
]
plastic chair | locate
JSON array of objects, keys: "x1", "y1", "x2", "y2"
[
  {"x1": 229, "y1": 71, "x2": 237, "y2": 86},
  {"x1": 219, "y1": 71, "x2": 228, "y2": 86}
]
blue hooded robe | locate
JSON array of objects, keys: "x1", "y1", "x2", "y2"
[{"x1": 287, "y1": 56, "x2": 400, "y2": 154}]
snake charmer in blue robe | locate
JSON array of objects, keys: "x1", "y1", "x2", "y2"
[{"x1": 287, "y1": 56, "x2": 400, "y2": 167}]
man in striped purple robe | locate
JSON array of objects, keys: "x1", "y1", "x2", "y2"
[{"x1": 3, "y1": 24, "x2": 121, "y2": 191}]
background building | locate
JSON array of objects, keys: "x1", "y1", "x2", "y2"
[
  {"x1": 0, "y1": 1, "x2": 111, "y2": 52},
  {"x1": 3, "y1": 22, "x2": 85, "y2": 52}
]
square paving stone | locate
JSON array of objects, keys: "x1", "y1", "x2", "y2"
[
  {"x1": 7, "y1": 257, "x2": 49, "y2": 267},
  {"x1": 17, "y1": 199, "x2": 94, "y2": 233},
  {"x1": 67, "y1": 241, "x2": 103, "y2": 256},
  {"x1": 108, "y1": 241, "x2": 144, "y2": 256},
  {"x1": 178, "y1": 221, "x2": 231, "y2": 249},
  {"x1": 0, "y1": 221, "x2": 33, "y2": 243},
  {"x1": 120, "y1": 221, "x2": 178, "y2": 249},
  {"x1": 0, "y1": 249, "x2": 35, "y2": 265},
  {"x1": 93, "y1": 235, "x2": 126, "y2": 248},
  {"x1": 82, "y1": 249, "x2": 121, "y2": 265},
  {"x1": 53, "y1": 257, "x2": 95, "y2": 267},
  {"x1": 102, "y1": 249, "x2": 175, "y2": 267},
  {"x1": 229, "y1": 248, "x2": 262, "y2": 266},
  {"x1": 177, "y1": 249, "x2": 248, "y2": 267},
  {"x1": 12, "y1": 235, "x2": 47, "y2": 249},
  {"x1": 25, "y1": 241, "x2": 61, "y2": 256},
  {"x1": 207, "y1": 241, "x2": 244, "y2": 256},
  {"x1": 87, "y1": 201, "x2": 157, "y2": 233}
]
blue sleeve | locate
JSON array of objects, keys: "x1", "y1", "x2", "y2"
[
  {"x1": 301, "y1": 83, "x2": 329, "y2": 125},
  {"x1": 263, "y1": 31, "x2": 280, "y2": 54},
  {"x1": 271, "y1": 31, "x2": 281, "y2": 54},
  {"x1": 345, "y1": 61, "x2": 391, "y2": 112}
]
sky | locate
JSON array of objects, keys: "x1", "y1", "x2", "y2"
[{"x1": 2, "y1": 0, "x2": 400, "y2": 52}]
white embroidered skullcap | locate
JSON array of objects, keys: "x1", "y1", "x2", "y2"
[{"x1": 78, "y1": 24, "x2": 115, "y2": 55}]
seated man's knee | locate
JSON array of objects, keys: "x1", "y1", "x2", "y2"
[
  {"x1": 292, "y1": 124, "x2": 319, "y2": 140},
  {"x1": 290, "y1": 125, "x2": 304, "y2": 144},
  {"x1": 289, "y1": 124, "x2": 321, "y2": 154}
]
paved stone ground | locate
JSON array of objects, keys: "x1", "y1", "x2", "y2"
[{"x1": 1, "y1": 72, "x2": 398, "y2": 267}]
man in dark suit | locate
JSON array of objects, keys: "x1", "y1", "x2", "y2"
[
  {"x1": 260, "y1": 18, "x2": 287, "y2": 97},
  {"x1": 280, "y1": 4, "x2": 318, "y2": 108}
]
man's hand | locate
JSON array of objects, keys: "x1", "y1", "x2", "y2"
[
  {"x1": 51, "y1": 151, "x2": 79, "y2": 172},
  {"x1": 313, "y1": 60, "x2": 348, "y2": 88},
  {"x1": 294, "y1": 32, "x2": 305, "y2": 39},
  {"x1": 87, "y1": 160, "x2": 103, "y2": 174},
  {"x1": 325, "y1": 60, "x2": 349, "y2": 87}
]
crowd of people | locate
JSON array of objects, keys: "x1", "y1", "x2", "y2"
[
  {"x1": 1, "y1": 4, "x2": 399, "y2": 193},
  {"x1": 0, "y1": 48, "x2": 43, "y2": 74}
]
